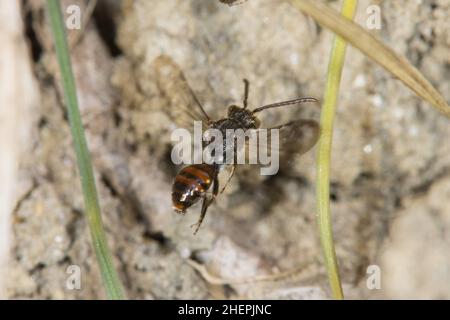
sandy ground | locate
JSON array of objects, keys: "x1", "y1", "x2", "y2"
[{"x1": 3, "y1": 0, "x2": 450, "y2": 299}]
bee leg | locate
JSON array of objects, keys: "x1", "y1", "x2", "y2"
[
  {"x1": 191, "y1": 172, "x2": 220, "y2": 235},
  {"x1": 190, "y1": 196, "x2": 209, "y2": 235},
  {"x1": 220, "y1": 164, "x2": 236, "y2": 194}
]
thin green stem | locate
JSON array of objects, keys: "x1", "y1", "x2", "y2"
[
  {"x1": 316, "y1": 0, "x2": 358, "y2": 300},
  {"x1": 47, "y1": 0, "x2": 125, "y2": 299}
]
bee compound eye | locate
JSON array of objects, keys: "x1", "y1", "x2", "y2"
[
  {"x1": 228, "y1": 105, "x2": 239, "y2": 116},
  {"x1": 253, "y1": 117, "x2": 261, "y2": 128}
]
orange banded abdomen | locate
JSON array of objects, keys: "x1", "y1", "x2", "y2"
[{"x1": 172, "y1": 164, "x2": 216, "y2": 213}]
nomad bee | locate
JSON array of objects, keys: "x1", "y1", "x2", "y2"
[{"x1": 153, "y1": 56, "x2": 319, "y2": 234}]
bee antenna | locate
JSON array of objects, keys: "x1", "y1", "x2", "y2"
[
  {"x1": 243, "y1": 79, "x2": 250, "y2": 109},
  {"x1": 252, "y1": 97, "x2": 319, "y2": 113}
]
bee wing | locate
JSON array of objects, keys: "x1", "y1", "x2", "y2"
[
  {"x1": 152, "y1": 55, "x2": 209, "y2": 130},
  {"x1": 269, "y1": 119, "x2": 319, "y2": 156},
  {"x1": 245, "y1": 119, "x2": 319, "y2": 164}
]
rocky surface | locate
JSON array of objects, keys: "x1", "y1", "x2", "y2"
[{"x1": 5, "y1": 0, "x2": 450, "y2": 299}]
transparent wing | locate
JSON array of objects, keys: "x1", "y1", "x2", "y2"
[
  {"x1": 244, "y1": 119, "x2": 319, "y2": 165},
  {"x1": 152, "y1": 55, "x2": 209, "y2": 130},
  {"x1": 268, "y1": 119, "x2": 319, "y2": 157}
]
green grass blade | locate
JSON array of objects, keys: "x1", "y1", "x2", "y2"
[
  {"x1": 315, "y1": 0, "x2": 358, "y2": 300},
  {"x1": 47, "y1": 0, "x2": 126, "y2": 299}
]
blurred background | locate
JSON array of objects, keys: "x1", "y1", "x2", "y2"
[{"x1": 1, "y1": 0, "x2": 450, "y2": 299}]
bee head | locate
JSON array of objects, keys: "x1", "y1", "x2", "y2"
[{"x1": 227, "y1": 105, "x2": 260, "y2": 129}]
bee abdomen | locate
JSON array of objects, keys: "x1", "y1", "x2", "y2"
[{"x1": 172, "y1": 164, "x2": 215, "y2": 213}]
